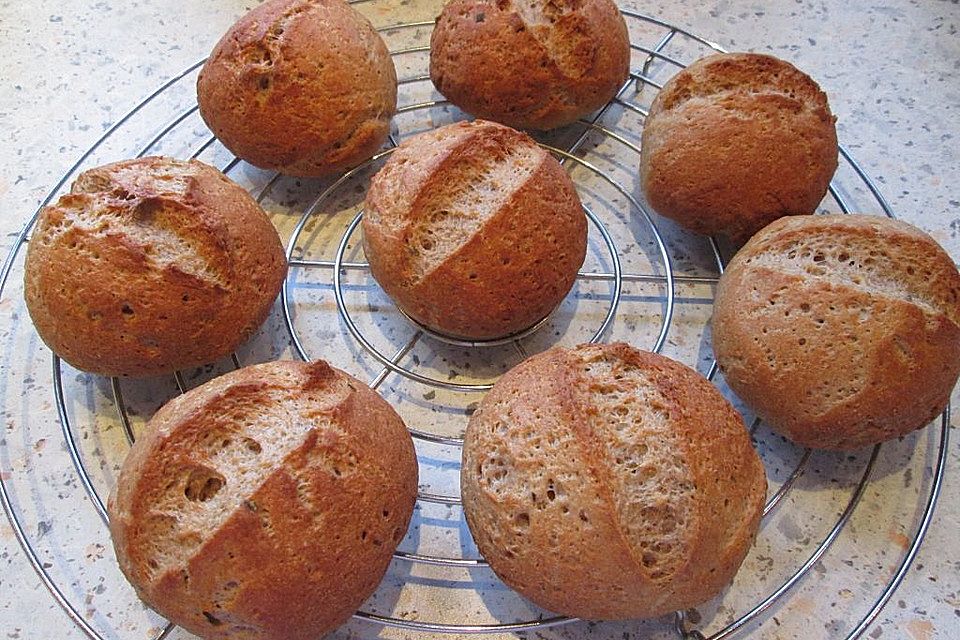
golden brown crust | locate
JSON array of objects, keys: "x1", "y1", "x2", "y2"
[
  {"x1": 23, "y1": 157, "x2": 286, "y2": 377},
  {"x1": 713, "y1": 214, "x2": 960, "y2": 449},
  {"x1": 108, "y1": 360, "x2": 418, "y2": 640},
  {"x1": 640, "y1": 52, "x2": 839, "y2": 240},
  {"x1": 462, "y1": 343, "x2": 766, "y2": 619},
  {"x1": 362, "y1": 120, "x2": 587, "y2": 339},
  {"x1": 197, "y1": 0, "x2": 397, "y2": 177},
  {"x1": 429, "y1": 0, "x2": 630, "y2": 130}
]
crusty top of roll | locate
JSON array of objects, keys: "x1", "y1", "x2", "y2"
[
  {"x1": 108, "y1": 360, "x2": 418, "y2": 640},
  {"x1": 24, "y1": 157, "x2": 286, "y2": 377},
  {"x1": 713, "y1": 214, "x2": 960, "y2": 449},
  {"x1": 197, "y1": 0, "x2": 397, "y2": 177},
  {"x1": 430, "y1": 0, "x2": 630, "y2": 130},
  {"x1": 462, "y1": 343, "x2": 766, "y2": 619},
  {"x1": 362, "y1": 119, "x2": 586, "y2": 339},
  {"x1": 640, "y1": 52, "x2": 838, "y2": 241}
]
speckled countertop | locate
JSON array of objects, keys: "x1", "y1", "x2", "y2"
[{"x1": 1, "y1": 1, "x2": 958, "y2": 639}]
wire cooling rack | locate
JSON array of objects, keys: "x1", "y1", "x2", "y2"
[{"x1": 0, "y1": 3, "x2": 949, "y2": 640}]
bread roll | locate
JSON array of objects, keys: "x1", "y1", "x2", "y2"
[
  {"x1": 430, "y1": 0, "x2": 630, "y2": 130},
  {"x1": 24, "y1": 157, "x2": 286, "y2": 377},
  {"x1": 108, "y1": 360, "x2": 418, "y2": 640},
  {"x1": 462, "y1": 343, "x2": 766, "y2": 619},
  {"x1": 197, "y1": 0, "x2": 397, "y2": 177},
  {"x1": 640, "y1": 53, "x2": 838, "y2": 241},
  {"x1": 362, "y1": 120, "x2": 587, "y2": 340},
  {"x1": 713, "y1": 214, "x2": 960, "y2": 450}
]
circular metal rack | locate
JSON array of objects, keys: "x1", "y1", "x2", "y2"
[{"x1": 0, "y1": 4, "x2": 948, "y2": 640}]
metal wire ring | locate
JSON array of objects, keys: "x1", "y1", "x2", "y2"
[{"x1": 325, "y1": 200, "x2": 623, "y2": 391}]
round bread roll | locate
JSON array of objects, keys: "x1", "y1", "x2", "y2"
[
  {"x1": 362, "y1": 120, "x2": 587, "y2": 340},
  {"x1": 640, "y1": 52, "x2": 838, "y2": 241},
  {"x1": 713, "y1": 214, "x2": 960, "y2": 450},
  {"x1": 430, "y1": 0, "x2": 630, "y2": 130},
  {"x1": 108, "y1": 360, "x2": 418, "y2": 640},
  {"x1": 24, "y1": 157, "x2": 286, "y2": 377},
  {"x1": 462, "y1": 343, "x2": 766, "y2": 619},
  {"x1": 197, "y1": 0, "x2": 397, "y2": 177}
]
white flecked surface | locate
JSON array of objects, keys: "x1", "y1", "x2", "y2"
[{"x1": 1, "y1": 1, "x2": 958, "y2": 640}]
